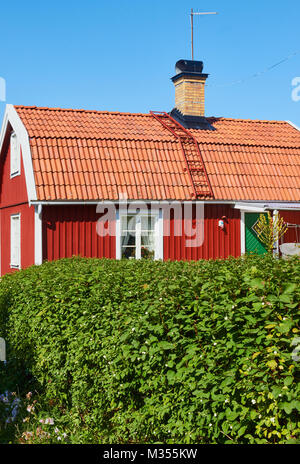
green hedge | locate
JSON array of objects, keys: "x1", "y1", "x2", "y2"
[{"x1": 0, "y1": 256, "x2": 299, "y2": 444}]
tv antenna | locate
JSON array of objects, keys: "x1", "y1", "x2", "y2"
[{"x1": 190, "y1": 9, "x2": 218, "y2": 60}]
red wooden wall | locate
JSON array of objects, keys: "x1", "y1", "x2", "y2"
[
  {"x1": 163, "y1": 204, "x2": 241, "y2": 260},
  {"x1": 0, "y1": 203, "x2": 35, "y2": 275},
  {"x1": 42, "y1": 205, "x2": 116, "y2": 261},
  {"x1": 43, "y1": 203, "x2": 241, "y2": 262},
  {"x1": 0, "y1": 139, "x2": 35, "y2": 275},
  {"x1": 280, "y1": 211, "x2": 300, "y2": 244}
]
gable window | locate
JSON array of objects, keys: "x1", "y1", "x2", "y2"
[
  {"x1": 10, "y1": 214, "x2": 21, "y2": 269},
  {"x1": 10, "y1": 132, "x2": 20, "y2": 177},
  {"x1": 117, "y1": 209, "x2": 163, "y2": 260}
]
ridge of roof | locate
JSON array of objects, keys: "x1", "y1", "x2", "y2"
[{"x1": 14, "y1": 105, "x2": 290, "y2": 125}]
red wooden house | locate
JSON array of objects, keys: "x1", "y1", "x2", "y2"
[{"x1": 0, "y1": 60, "x2": 300, "y2": 275}]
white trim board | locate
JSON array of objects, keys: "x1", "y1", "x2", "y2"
[
  {"x1": 235, "y1": 203, "x2": 267, "y2": 213},
  {"x1": 235, "y1": 202, "x2": 300, "y2": 212},
  {"x1": 286, "y1": 120, "x2": 300, "y2": 132},
  {"x1": 0, "y1": 104, "x2": 36, "y2": 202},
  {"x1": 34, "y1": 204, "x2": 43, "y2": 265},
  {"x1": 30, "y1": 199, "x2": 300, "y2": 208},
  {"x1": 240, "y1": 211, "x2": 245, "y2": 255}
]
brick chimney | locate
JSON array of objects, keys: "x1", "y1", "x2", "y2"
[{"x1": 171, "y1": 60, "x2": 208, "y2": 118}]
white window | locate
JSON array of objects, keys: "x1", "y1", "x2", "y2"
[
  {"x1": 10, "y1": 214, "x2": 21, "y2": 268},
  {"x1": 117, "y1": 209, "x2": 163, "y2": 260},
  {"x1": 10, "y1": 132, "x2": 20, "y2": 177}
]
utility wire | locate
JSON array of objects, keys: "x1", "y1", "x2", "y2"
[{"x1": 207, "y1": 49, "x2": 300, "y2": 87}]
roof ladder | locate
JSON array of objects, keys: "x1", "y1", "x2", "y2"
[{"x1": 150, "y1": 111, "x2": 213, "y2": 199}]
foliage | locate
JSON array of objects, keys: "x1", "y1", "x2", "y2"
[
  {"x1": 254, "y1": 211, "x2": 288, "y2": 254},
  {"x1": 0, "y1": 255, "x2": 299, "y2": 444}
]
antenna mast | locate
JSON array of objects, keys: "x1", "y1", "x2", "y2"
[{"x1": 190, "y1": 9, "x2": 218, "y2": 60}]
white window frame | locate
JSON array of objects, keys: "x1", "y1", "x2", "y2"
[
  {"x1": 116, "y1": 208, "x2": 163, "y2": 260},
  {"x1": 10, "y1": 213, "x2": 21, "y2": 269},
  {"x1": 10, "y1": 131, "x2": 20, "y2": 178}
]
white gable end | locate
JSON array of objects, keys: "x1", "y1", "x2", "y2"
[{"x1": 0, "y1": 104, "x2": 37, "y2": 202}]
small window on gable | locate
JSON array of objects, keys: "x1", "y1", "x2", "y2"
[
  {"x1": 10, "y1": 214, "x2": 21, "y2": 269},
  {"x1": 10, "y1": 132, "x2": 20, "y2": 177}
]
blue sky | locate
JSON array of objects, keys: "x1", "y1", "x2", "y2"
[{"x1": 0, "y1": 0, "x2": 300, "y2": 126}]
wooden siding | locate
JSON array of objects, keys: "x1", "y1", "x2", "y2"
[
  {"x1": 43, "y1": 203, "x2": 241, "y2": 262},
  {"x1": 280, "y1": 210, "x2": 300, "y2": 244},
  {"x1": 43, "y1": 205, "x2": 116, "y2": 261},
  {"x1": 0, "y1": 139, "x2": 35, "y2": 275},
  {"x1": 163, "y1": 204, "x2": 241, "y2": 260},
  {"x1": 0, "y1": 203, "x2": 35, "y2": 275}
]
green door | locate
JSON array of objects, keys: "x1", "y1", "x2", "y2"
[{"x1": 245, "y1": 213, "x2": 267, "y2": 255}]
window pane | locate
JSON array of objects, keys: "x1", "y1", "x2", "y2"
[
  {"x1": 121, "y1": 232, "x2": 135, "y2": 247},
  {"x1": 141, "y1": 230, "x2": 155, "y2": 260},
  {"x1": 141, "y1": 215, "x2": 155, "y2": 231},
  {"x1": 121, "y1": 247, "x2": 136, "y2": 259},
  {"x1": 10, "y1": 133, "x2": 19, "y2": 175},
  {"x1": 141, "y1": 232, "x2": 154, "y2": 247},
  {"x1": 121, "y1": 215, "x2": 136, "y2": 232},
  {"x1": 141, "y1": 247, "x2": 154, "y2": 260}
]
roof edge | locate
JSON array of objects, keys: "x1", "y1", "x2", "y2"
[
  {"x1": 14, "y1": 105, "x2": 151, "y2": 118},
  {"x1": 0, "y1": 104, "x2": 37, "y2": 202},
  {"x1": 286, "y1": 120, "x2": 300, "y2": 132}
]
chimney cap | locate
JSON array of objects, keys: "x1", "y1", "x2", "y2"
[{"x1": 175, "y1": 59, "x2": 204, "y2": 75}]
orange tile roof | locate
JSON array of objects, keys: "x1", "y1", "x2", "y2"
[{"x1": 15, "y1": 105, "x2": 300, "y2": 202}]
